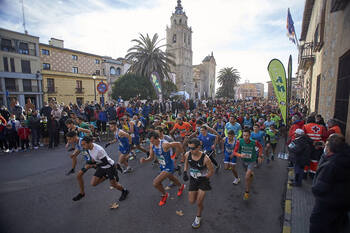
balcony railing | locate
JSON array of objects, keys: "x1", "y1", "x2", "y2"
[
  {"x1": 299, "y1": 42, "x2": 315, "y2": 69},
  {"x1": 75, "y1": 88, "x2": 84, "y2": 94}
]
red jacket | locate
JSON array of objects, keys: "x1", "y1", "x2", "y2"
[
  {"x1": 18, "y1": 127, "x2": 30, "y2": 140},
  {"x1": 288, "y1": 120, "x2": 304, "y2": 144}
]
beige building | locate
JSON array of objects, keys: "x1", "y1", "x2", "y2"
[
  {"x1": 39, "y1": 39, "x2": 106, "y2": 105},
  {"x1": 298, "y1": 0, "x2": 350, "y2": 141},
  {"x1": 236, "y1": 81, "x2": 264, "y2": 99},
  {"x1": 166, "y1": 0, "x2": 216, "y2": 99},
  {"x1": 0, "y1": 28, "x2": 43, "y2": 109}
]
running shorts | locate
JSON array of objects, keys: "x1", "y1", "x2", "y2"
[
  {"x1": 224, "y1": 154, "x2": 237, "y2": 164},
  {"x1": 94, "y1": 166, "x2": 119, "y2": 181},
  {"x1": 189, "y1": 177, "x2": 211, "y2": 191}
]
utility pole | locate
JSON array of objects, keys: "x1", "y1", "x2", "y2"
[{"x1": 20, "y1": 0, "x2": 28, "y2": 34}]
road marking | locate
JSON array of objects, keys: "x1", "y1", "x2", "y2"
[
  {"x1": 285, "y1": 200, "x2": 291, "y2": 214},
  {"x1": 282, "y1": 225, "x2": 291, "y2": 233}
]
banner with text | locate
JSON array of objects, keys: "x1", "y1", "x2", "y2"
[
  {"x1": 150, "y1": 72, "x2": 162, "y2": 100},
  {"x1": 267, "y1": 59, "x2": 287, "y2": 125}
]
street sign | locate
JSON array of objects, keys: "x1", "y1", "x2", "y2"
[{"x1": 97, "y1": 81, "x2": 108, "y2": 94}]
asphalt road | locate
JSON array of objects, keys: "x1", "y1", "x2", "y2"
[{"x1": 0, "y1": 142, "x2": 288, "y2": 233}]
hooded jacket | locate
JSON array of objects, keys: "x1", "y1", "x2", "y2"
[
  {"x1": 288, "y1": 134, "x2": 313, "y2": 166},
  {"x1": 312, "y1": 144, "x2": 350, "y2": 210}
]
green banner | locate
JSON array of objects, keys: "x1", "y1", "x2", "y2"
[{"x1": 267, "y1": 59, "x2": 287, "y2": 125}]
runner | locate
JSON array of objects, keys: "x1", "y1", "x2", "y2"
[
  {"x1": 183, "y1": 138, "x2": 214, "y2": 229},
  {"x1": 197, "y1": 125, "x2": 220, "y2": 172},
  {"x1": 265, "y1": 124, "x2": 278, "y2": 162},
  {"x1": 223, "y1": 130, "x2": 240, "y2": 184},
  {"x1": 129, "y1": 114, "x2": 149, "y2": 159},
  {"x1": 225, "y1": 116, "x2": 242, "y2": 139},
  {"x1": 250, "y1": 124, "x2": 266, "y2": 165},
  {"x1": 105, "y1": 121, "x2": 132, "y2": 173},
  {"x1": 80, "y1": 136, "x2": 129, "y2": 203},
  {"x1": 65, "y1": 119, "x2": 91, "y2": 175},
  {"x1": 66, "y1": 131, "x2": 97, "y2": 201},
  {"x1": 233, "y1": 129, "x2": 263, "y2": 200},
  {"x1": 140, "y1": 131, "x2": 185, "y2": 206}
]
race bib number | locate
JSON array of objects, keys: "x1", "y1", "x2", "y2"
[
  {"x1": 190, "y1": 168, "x2": 202, "y2": 179},
  {"x1": 241, "y1": 153, "x2": 252, "y2": 159},
  {"x1": 158, "y1": 156, "x2": 166, "y2": 166}
]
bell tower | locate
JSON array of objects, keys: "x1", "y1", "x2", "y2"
[{"x1": 166, "y1": 0, "x2": 193, "y2": 96}]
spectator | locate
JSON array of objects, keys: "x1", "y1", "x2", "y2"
[
  {"x1": 25, "y1": 98, "x2": 35, "y2": 114},
  {"x1": 0, "y1": 119, "x2": 7, "y2": 151},
  {"x1": 18, "y1": 121, "x2": 30, "y2": 151},
  {"x1": 4, "y1": 122, "x2": 18, "y2": 152},
  {"x1": 0, "y1": 106, "x2": 11, "y2": 121},
  {"x1": 98, "y1": 107, "x2": 107, "y2": 134},
  {"x1": 28, "y1": 110, "x2": 41, "y2": 149},
  {"x1": 310, "y1": 133, "x2": 350, "y2": 233},
  {"x1": 40, "y1": 102, "x2": 52, "y2": 119},
  {"x1": 288, "y1": 129, "x2": 313, "y2": 187},
  {"x1": 40, "y1": 116, "x2": 49, "y2": 146},
  {"x1": 48, "y1": 114, "x2": 59, "y2": 148},
  {"x1": 59, "y1": 111, "x2": 69, "y2": 144},
  {"x1": 326, "y1": 119, "x2": 342, "y2": 137}
]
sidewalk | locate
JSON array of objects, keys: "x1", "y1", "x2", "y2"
[{"x1": 283, "y1": 169, "x2": 350, "y2": 233}]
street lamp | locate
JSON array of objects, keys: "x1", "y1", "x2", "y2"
[{"x1": 92, "y1": 73, "x2": 97, "y2": 102}]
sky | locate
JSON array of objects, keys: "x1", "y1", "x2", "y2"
[{"x1": 0, "y1": 0, "x2": 305, "y2": 91}]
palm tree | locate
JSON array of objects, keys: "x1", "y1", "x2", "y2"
[
  {"x1": 125, "y1": 33, "x2": 175, "y2": 85},
  {"x1": 216, "y1": 67, "x2": 241, "y2": 98}
]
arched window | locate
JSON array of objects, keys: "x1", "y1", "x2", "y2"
[
  {"x1": 173, "y1": 34, "x2": 177, "y2": 43},
  {"x1": 179, "y1": 19, "x2": 182, "y2": 24},
  {"x1": 110, "y1": 67, "x2": 116, "y2": 75},
  {"x1": 116, "y1": 67, "x2": 121, "y2": 76}
]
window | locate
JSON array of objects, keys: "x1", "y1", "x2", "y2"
[
  {"x1": 173, "y1": 34, "x2": 177, "y2": 43},
  {"x1": 95, "y1": 59, "x2": 100, "y2": 64},
  {"x1": 3, "y1": 57, "x2": 9, "y2": 72},
  {"x1": 23, "y1": 79, "x2": 32, "y2": 92},
  {"x1": 47, "y1": 78, "x2": 55, "y2": 93},
  {"x1": 5, "y1": 78, "x2": 16, "y2": 91},
  {"x1": 76, "y1": 80, "x2": 83, "y2": 93},
  {"x1": 103, "y1": 68, "x2": 105, "y2": 75},
  {"x1": 110, "y1": 67, "x2": 116, "y2": 75},
  {"x1": 173, "y1": 19, "x2": 176, "y2": 24},
  {"x1": 188, "y1": 36, "x2": 191, "y2": 45},
  {"x1": 184, "y1": 33, "x2": 187, "y2": 43},
  {"x1": 19, "y1": 42, "x2": 29, "y2": 54},
  {"x1": 72, "y1": 55, "x2": 78, "y2": 60},
  {"x1": 179, "y1": 19, "x2": 182, "y2": 24},
  {"x1": 21, "y1": 60, "x2": 31, "y2": 73},
  {"x1": 95, "y1": 70, "x2": 100, "y2": 75},
  {"x1": 10, "y1": 58, "x2": 15, "y2": 72},
  {"x1": 72, "y1": 67, "x2": 78, "y2": 73},
  {"x1": 41, "y1": 49, "x2": 50, "y2": 55},
  {"x1": 315, "y1": 75, "x2": 321, "y2": 112},
  {"x1": 1, "y1": 39, "x2": 13, "y2": 52},
  {"x1": 43, "y1": 63, "x2": 50, "y2": 70},
  {"x1": 116, "y1": 67, "x2": 121, "y2": 76}
]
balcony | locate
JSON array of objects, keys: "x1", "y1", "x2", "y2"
[
  {"x1": 75, "y1": 87, "x2": 84, "y2": 94},
  {"x1": 298, "y1": 42, "x2": 315, "y2": 69},
  {"x1": 46, "y1": 87, "x2": 57, "y2": 94}
]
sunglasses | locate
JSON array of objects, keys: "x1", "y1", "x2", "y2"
[{"x1": 188, "y1": 146, "x2": 197, "y2": 150}]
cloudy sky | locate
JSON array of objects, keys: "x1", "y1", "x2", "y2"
[{"x1": 0, "y1": 0, "x2": 304, "y2": 89}]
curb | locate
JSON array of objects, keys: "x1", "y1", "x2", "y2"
[{"x1": 282, "y1": 168, "x2": 294, "y2": 233}]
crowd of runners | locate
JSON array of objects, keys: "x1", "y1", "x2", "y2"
[{"x1": 62, "y1": 97, "x2": 304, "y2": 229}]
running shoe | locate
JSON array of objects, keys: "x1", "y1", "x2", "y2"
[
  {"x1": 192, "y1": 216, "x2": 201, "y2": 229},
  {"x1": 119, "y1": 189, "x2": 129, "y2": 201},
  {"x1": 66, "y1": 168, "x2": 75, "y2": 176},
  {"x1": 72, "y1": 193, "x2": 85, "y2": 201},
  {"x1": 232, "y1": 177, "x2": 240, "y2": 185},
  {"x1": 177, "y1": 184, "x2": 185, "y2": 197},
  {"x1": 243, "y1": 192, "x2": 249, "y2": 200},
  {"x1": 158, "y1": 193, "x2": 169, "y2": 206},
  {"x1": 123, "y1": 167, "x2": 133, "y2": 174}
]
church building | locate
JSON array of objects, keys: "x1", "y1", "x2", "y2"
[{"x1": 166, "y1": 0, "x2": 216, "y2": 99}]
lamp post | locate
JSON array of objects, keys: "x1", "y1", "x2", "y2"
[
  {"x1": 183, "y1": 82, "x2": 186, "y2": 100},
  {"x1": 92, "y1": 73, "x2": 97, "y2": 102}
]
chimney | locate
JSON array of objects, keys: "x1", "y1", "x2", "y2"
[{"x1": 49, "y1": 38, "x2": 64, "y2": 48}]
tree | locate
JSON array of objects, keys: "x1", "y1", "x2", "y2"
[
  {"x1": 216, "y1": 67, "x2": 241, "y2": 98},
  {"x1": 125, "y1": 33, "x2": 175, "y2": 88},
  {"x1": 111, "y1": 73, "x2": 157, "y2": 100},
  {"x1": 163, "y1": 80, "x2": 178, "y2": 98}
]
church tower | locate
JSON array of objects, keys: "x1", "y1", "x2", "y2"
[{"x1": 166, "y1": 0, "x2": 193, "y2": 97}]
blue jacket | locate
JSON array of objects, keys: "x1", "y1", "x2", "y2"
[{"x1": 98, "y1": 111, "x2": 108, "y2": 122}]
